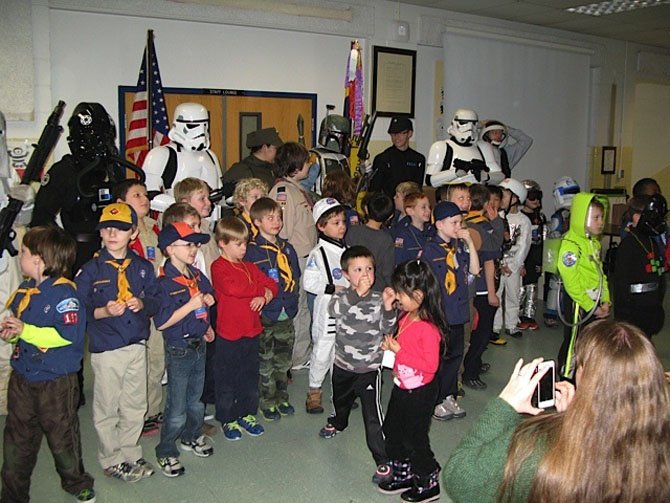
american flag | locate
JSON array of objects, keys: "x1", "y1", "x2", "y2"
[{"x1": 125, "y1": 33, "x2": 169, "y2": 167}]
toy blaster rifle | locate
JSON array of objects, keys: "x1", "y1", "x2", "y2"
[
  {"x1": 353, "y1": 112, "x2": 377, "y2": 195},
  {"x1": 297, "y1": 114, "x2": 305, "y2": 146},
  {"x1": 0, "y1": 100, "x2": 65, "y2": 258}
]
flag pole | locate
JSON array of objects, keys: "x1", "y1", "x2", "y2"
[{"x1": 146, "y1": 29, "x2": 154, "y2": 150}]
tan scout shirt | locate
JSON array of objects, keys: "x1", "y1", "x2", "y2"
[{"x1": 270, "y1": 178, "x2": 317, "y2": 258}]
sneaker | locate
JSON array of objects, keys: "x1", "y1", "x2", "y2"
[
  {"x1": 104, "y1": 462, "x2": 143, "y2": 483},
  {"x1": 222, "y1": 421, "x2": 243, "y2": 441},
  {"x1": 237, "y1": 415, "x2": 265, "y2": 436},
  {"x1": 480, "y1": 362, "x2": 491, "y2": 374},
  {"x1": 517, "y1": 321, "x2": 531, "y2": 330},
  {"x1": 489, "y1": 336, "x2": 508, "y2": 346},
  {"x1": 544, "y1": 317, "x2": 559, "y2": 328},
  {"x1": 204, "y1": 412, "x2": 215, "y2": 421},
  {"x1": 75, "y1": 488, "x2": 96, "y2": 502},
  {"x1": 318, "y1": 424, "x2": 338, "y2": 439},
  {"x1": 261, "y1": 406, "x2": 281, "y2": 421},
  {"x1": 432, "y1": 401, "x2": 454, "y2": 421},
  {"x1": 442, "y1": 395, "x2": 466, "y2": 419},
  {"x1": 508, "y1": 329, "x2": 523, "y2": 338},
  {"x1": 180, "y1": 435, "x2": 214, "y2": 457},
  {"x1": 134, "y1": 458, "x2": 155, "y2": 478},
  {"x1": 157, "y1": 456, "x2": 185, "y2": 478},
  {"x1": 277, "y1": 401, "x2": 295, "y2": 416},
  {"x1": 372, "y1": 463, "x2": 393, "y2": 484},
  {"x1": 141, "y1": 418, "x2": 159, "y2": 437},
  {"x1": 526, "y1": 320, "x2": 539, "y2": 331},
  {"x1": 463, "y1": 378, "x2": 487, "y2": 390}
]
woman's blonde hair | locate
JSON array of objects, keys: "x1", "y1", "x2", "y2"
[{"x1": 499, "y1": 320, "x2": 670, "y2": 502}]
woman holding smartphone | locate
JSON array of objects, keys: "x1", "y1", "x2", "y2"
[{"x1": 443, "y1": 319, "x2": 670, "y2": 503}]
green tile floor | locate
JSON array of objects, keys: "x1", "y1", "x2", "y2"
[{"x1": 2, "y1": 290, "x2": 669, "y2": 502}]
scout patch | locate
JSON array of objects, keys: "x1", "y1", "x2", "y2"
[
  {"x1": 56, "y1": 298, "x2": 79, "y2": 313},
  {"x1": 562, "y1": 251, "x2": 577, "y2": 267},
  {"x1": 394, "y1": 237, "x2": 404, "y2": 248}
]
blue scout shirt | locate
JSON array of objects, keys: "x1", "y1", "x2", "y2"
[
  {"x1": 422, "y1": 234, "x2": 471, "y2": 326},
  {"x1": 75, "y1": 248, "x2": 159, "y2": 353},
  {"x1": 392, "y1": 217, "x2": 435, "y2": 265},
  {"x1": 245, "y1": 234, "x2": 301, "y2": 322},
  {"x1": 7, "y1": 277, "x2": 85, "y2": 382},
  {"x1": 154, "y1": 261, "x2": 214, "y2": 346}
]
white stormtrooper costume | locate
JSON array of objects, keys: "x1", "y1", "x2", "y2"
[
  {"x1": 143, "y1": 103, "x2": 222, "y2": 216},
  {"x1": 425, "y1": 109, "x2": 494, "y2": 187},
  {"x1": 477, "y1": 120, "x2": 533, "y2": 179},
  {"x1": 0, "y1": 111, "x2": 34, "y2": 414}
]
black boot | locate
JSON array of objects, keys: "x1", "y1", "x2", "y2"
[
  {"x1": 400, "y1": 468, "x2": 441, "y2": 502},
  {"x1": 378, "y1": 459, "x2": 413, "y2": 494}
]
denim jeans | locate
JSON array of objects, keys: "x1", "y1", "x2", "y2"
[{"x1": 155, "y1": 341, "x2": 206, "y2": 459}]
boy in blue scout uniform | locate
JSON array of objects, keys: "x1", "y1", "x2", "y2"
[
  {"x1": 153, "y1": 222, "x2": 216, "y2": 477},
  {"x1": 244, "y1": 197, "x2": 301, "y2": 421},
  {"x1": 422, "y1": 201, "x2": 480, "y2": 421},
  {"x1": 392, "y1": 191, "x2": 434, "y2": 264},
  {"x1": 1, "y1": 226, "x2": 95, "y2": 503},
  {"x1": 75, "y1": 202, "x2": 160, "y2": 483}
]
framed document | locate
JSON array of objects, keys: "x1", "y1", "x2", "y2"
[
  {"x1": 601, "y1": 146, "x2": 616, "y2": 175},
  {"x1": 372, "y1": 46, "x2": 416, "y2": 117}
]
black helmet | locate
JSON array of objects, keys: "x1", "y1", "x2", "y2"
[
  {"x1": 318, "y1": 114, "x2": 350, "y2": 154},
  {"x1": 67, "y1": 103, "x2": 118, "y2": 163},
  {"x1": 638, "y1": 194, "x2": 668, "y2": 236}
]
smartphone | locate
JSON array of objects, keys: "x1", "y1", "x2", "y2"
[{"x1": 534, "y1": 360, "x2": 556, "y2": 409}]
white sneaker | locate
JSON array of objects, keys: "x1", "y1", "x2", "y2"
[
  {"x1": 443, "y1": 395, "x2": 466, "y2": 418},
  {"x1": 433, "y1": 401, "x2": 454, "y2": 421}
]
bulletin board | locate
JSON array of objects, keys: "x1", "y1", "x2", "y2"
[{"x1": 118, "y1": 87, "x2": 317, "y2": 170}]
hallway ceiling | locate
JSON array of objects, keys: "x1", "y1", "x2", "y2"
[{"x1": 401, "y1": 0, "x2": 670, "y2": 49}]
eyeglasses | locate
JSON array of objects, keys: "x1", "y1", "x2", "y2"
[{"x1": 171, "y1": 242, "x2": 201, "y2": 249}]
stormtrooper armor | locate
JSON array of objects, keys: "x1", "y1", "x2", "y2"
[
  {"x1": 425, "y1": 108, "x2": 493, "y2": 186},
  {"x1": 144, "y1": 103, "x2": 222, "y2": 212}
]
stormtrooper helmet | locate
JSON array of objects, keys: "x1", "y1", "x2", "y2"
[
  {"x1": 168, "y1": 103, "x2": 210, "y2": 151},
  {"x1": 447, "y1": 108, "x2": 479, "y2": 145}
]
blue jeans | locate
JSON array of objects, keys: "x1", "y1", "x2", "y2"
[{"x1": 155, "y1": 341, "x2": 206, "y2": 459}]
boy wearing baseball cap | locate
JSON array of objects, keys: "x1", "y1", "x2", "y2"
[
  {"x1": 75, "y1": 203, "x2": 161, "y2": 482},
  {"x1": 153, "y1": 222, "x2": 216, "y2": 477},
  {"x1": 302, "y1": 198, "x2": 349, "y2": 413}
]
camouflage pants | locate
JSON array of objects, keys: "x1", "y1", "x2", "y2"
[{"x1": 258, "y1": 317, "x2": 295, "y2": 409}]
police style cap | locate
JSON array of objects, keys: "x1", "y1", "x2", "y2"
[
  {"x1": 313, "y1": 197, "x2": 343, "y2": 224},
  {"x1": 433, "y1": 201, "x2": 463, "y2": 222},
  {"x1": 96, "y1": 203, "x2": 138, "y2": 231},
  {"x1": 158, "y1": 221, "x2": 211, "y2": 250},
  {"x1": 246, "y1": 128, "x2": 284, "y2": 148},
  {"x1": 388, "y1": 116, "x2": 413, "y2": 134}
]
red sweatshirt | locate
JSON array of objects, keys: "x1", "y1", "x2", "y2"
[
  {"x1": 211, "y1": 256, "x2": 279, "y2": 341},
  {"x1": 393, "y1": 319, "x2": 441, "y2": 390}
]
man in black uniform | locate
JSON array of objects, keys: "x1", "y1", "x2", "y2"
[
  {"x1": 368, "y1": 117, "x2": 425, "y2": 199},
  {"x1": 222, "y1": 127, "x2": 283, "y2": 196}
]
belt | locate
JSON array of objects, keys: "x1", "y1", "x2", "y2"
[{"x1": 629, "y1": 282, "x2": 659, "y2": 294}]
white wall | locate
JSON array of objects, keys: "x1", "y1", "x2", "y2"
[{"x1": 6, "y1": 0, "x2": 670, "y2": 190}]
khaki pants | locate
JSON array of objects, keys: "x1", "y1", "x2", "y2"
[
  {"x1": 91, "y1": 344, "x2": 147, "y2": 469},
  {"x1": 145, "y1": 323, "x2": 165, "y2": 418}
]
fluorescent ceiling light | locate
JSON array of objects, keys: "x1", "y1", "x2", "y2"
[{"x1": 566, "y1": 0, "x2": 670, "y2": 16}]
